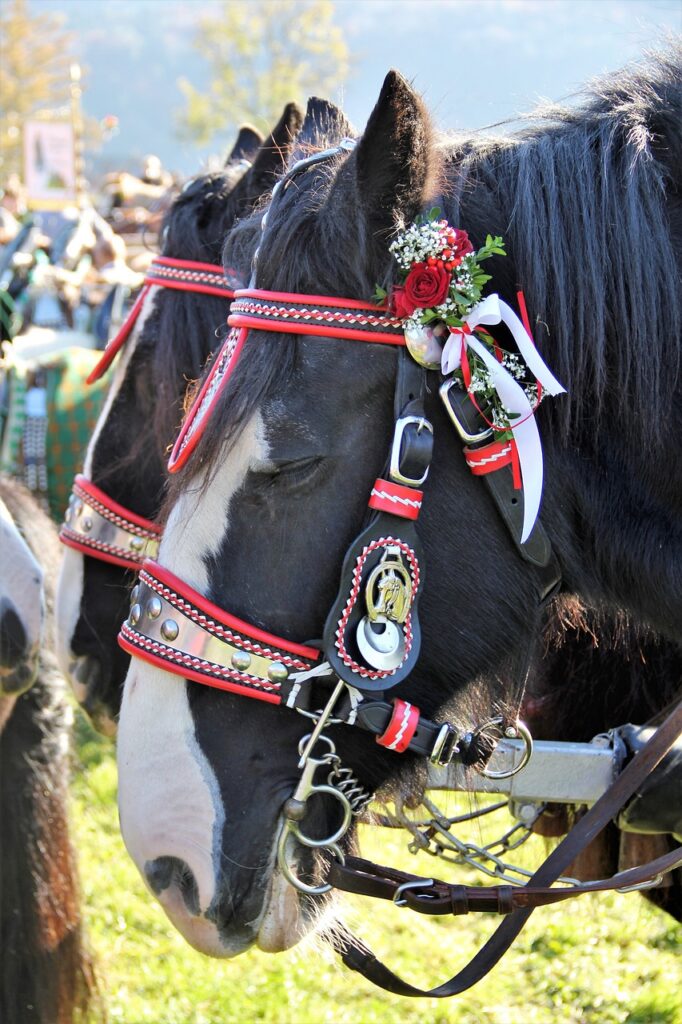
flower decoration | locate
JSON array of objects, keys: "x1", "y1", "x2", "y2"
[
  {"x1": 375, "y1": 208, "x2": 533, "y2": 439},
  {"x1": 376, "y1": 208, "x2": 567, "y2": 544}
]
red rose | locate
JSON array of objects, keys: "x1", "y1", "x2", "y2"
[
  {"x1": 403, "y1": 262, "x2": 451, "y2": 309},
  {"x1": 390, "y1": 285, "x2": 417, "y2": 318},
  {"x1": 451, "y1": 228, "x2": 473, "y2": 258}
]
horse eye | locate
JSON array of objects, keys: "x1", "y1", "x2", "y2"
[{"x1": 250, "y1": 456, "x2": 325, "y2": 492}]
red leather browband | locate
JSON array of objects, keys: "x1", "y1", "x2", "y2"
[
  {"x1": 87, "y1": 257, "x2": 238, "y2": 384},
  {"x1": 228, "y1": 289, "x2": 406, "y2": 345},
  {"x1": 168, "y1": 290, "x2": 406, "y2": 473}
]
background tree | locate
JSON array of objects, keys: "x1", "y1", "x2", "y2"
[
  {"x1": 176, "y1": 0, "x2": 350, "y2": 147},
  {"x1": 0, "y1": 0, "x2": 76, "y2": 179}
]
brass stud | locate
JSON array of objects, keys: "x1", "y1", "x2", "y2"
[
  {"x1": 160, "y1": 619, "x2": 179, "y2": 642},
  {"x1": 64, "y1": 508, "x2": 72, "y2": 524},
  {"x1": 147, "y1": 596, "x2": 162, "y2": 619},
  {"x1": 129, "y1": 536, "x2": 145, "y2": 552},
  {"x1": 82, "y1": 517, "x2": 93, "y2": 532},
  {"x1": 129, "y1": 603, "x2": 141, "y2": 626},
  {"x1": 130, "y1": 584, "x2": 140, "y2": 605},
  {"x1": 72, "y1": 498, "x2": 83, "y2": 515},
  {"x1": 231, "y1": 650, "x2": 251, "y2": 671},
  {"x1": 267, "y1": 661, "x2": 289, "y2": 683}
]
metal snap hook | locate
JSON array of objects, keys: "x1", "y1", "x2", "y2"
[{"x1": 475, "y1": 718, "x2": 534, "y2": 779}]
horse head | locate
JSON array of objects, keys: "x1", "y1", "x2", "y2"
[
  {"x1": 116, "y1": 53, "x2": 682, "y2": 959},
  {"x1": 56, "y1": 104, "x2": 304, "y2": 735}
]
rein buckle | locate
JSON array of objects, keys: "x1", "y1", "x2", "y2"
[{"x1": 392, "y1": 877, "x2": 436, "y2": 907}]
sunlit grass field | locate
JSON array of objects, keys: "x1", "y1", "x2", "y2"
[{"x1": 71, "y1": 711, "x2": 681, "y2": 1024}]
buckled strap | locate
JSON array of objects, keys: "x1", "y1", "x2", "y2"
[
  {"x1": 330, "y1": 699, "x2": 682, "y2": 998},
  {"x1": 354, "y1": 699, "x2": 458, "y2": 763},
  {"x1": 327, "y1": 846, "x2": 682, "y2": 915},
  {"x1": 442, "y1": 385, "x2": 561, "y2": 600}
]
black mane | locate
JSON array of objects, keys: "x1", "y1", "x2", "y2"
[
  {"x1": 442, "y1": 44, "x2": 682, "y2": 447},
  {"x1": 185, "y1": 45, "x2": 681, "y2": 484}
]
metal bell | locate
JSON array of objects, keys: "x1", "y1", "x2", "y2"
[{"x1": 404, "y1": 321, "x2": 448, "y2": 370}]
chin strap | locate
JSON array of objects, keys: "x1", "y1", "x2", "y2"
[{"x1": 329, "y1": 699, "x2": 682, "y2": 997}]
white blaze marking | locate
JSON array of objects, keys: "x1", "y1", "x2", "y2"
[
  {"x1": 55, "y1": 286, "x2": 160, "y2": 685},
  {"x1": 118, "y1": 414, "x2": 269, "y2": 945}
]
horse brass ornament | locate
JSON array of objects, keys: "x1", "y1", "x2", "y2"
[{"x1": 366, "y1": 554, "x2": 413, "y2": 625}]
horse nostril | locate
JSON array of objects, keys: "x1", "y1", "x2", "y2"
[
  {"x1": 144, "y1": 856, "x2": 200, "y2": 915},
  {"x1": 0, "y1": 601, "x2": 27, "y2": 669}
]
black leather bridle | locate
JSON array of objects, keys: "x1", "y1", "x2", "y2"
[{"x1": 118, "y1": 143, "x2": 682, "y2": 997}]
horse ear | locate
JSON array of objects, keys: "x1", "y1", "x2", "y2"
[
  {"x1": 237, "y1": 102, "x2": 304, "y2": 202},
  {"x1": 355, "y1": 70, "x2": 435, "y2": 233},
  {"x1": 291, "y1": 97, "x2": 355, "y2": 158},
  {"x1": 225, "y1": 125, "x2": 263, "y2": 166}
]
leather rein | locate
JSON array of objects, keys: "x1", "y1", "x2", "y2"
[
  {"x1": 115, "y1": 149, "x2": 681, "y2": 996},
  {"x1": 59, "y1": 257, "x2": 236, "y2": 570}
]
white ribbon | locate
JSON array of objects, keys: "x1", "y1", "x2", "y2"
[{"x1": 441, "y1": 294, "x2": 566, "y2": 543}]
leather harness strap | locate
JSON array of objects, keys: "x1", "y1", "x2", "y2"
[
  {"x1": 329, "y1": 699, "x2": 682, "y2": 997},
  {"x1": 62, "y1": 257, "x2": 237, "y2": 569}
]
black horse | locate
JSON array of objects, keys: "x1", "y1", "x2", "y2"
[
  {"x1": 116, "y1": 50, "x2": 681, "y2": 958},
  {"x1": 1, "y1": 477, "x2": 97, "y2": 1024},
  {"x1": 56, "y1": 107, "x2": 304, "y2": 732}
]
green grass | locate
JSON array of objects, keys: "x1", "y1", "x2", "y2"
[{"x1": 71, "y1": 710, "x2": 681, "y2": 1024}]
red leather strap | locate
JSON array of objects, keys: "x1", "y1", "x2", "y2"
[
  {"x1": 368, "y1": 479, "x2": 423, "y2": 520},
  {"x1": 228, "y1": 288, "x2": 406, "y2": 346},
  {"x1": 87, "y1": 258, "x2": 236, "y2": 383},
  {"x1": 376, "y1": 699, "x2": 420, "y2": 752},
  {"x1": 464, "y1": 440, "x2": 515, "y2": 475},
  {"x1": 72, "y1": 475, "x2": 160, "y2": 534},
  {"x1": 139, "y1": 560, "x2": 320, "y2": 662}
]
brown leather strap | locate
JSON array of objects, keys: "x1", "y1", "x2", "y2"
[
  {"x1": 328, "y1": 845, "x2": 682, "y2": 913},
  {"x1": 329, "y1": 699, "x2": 682, "y2": 998}
]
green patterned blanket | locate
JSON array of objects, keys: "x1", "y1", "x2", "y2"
[{"x1": 0, "y1": 345, "x2": 112, "y2": 521}]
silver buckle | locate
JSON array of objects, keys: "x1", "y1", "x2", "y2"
[
  {"x1": 430, "y1": 723, "x2": 460, "y2": 766},
  {"x1": 389, "y1": 415, "x2": 433, "y2": 487},
  {"x1": 392, "y1": 877, "x2": 436, "y2": 907},
  {"x1": 439, "y1": 379, "x2": 493, "y2": 444}
]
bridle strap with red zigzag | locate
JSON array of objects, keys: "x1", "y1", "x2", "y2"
[
  {"x1": 63, "y1": 257, "x2": 237, "y2": 568},
  {"x1": 167, "y1": 289, "x2": 405, "y2": 471},
  {"x1": 86, "y1": 256, "x2": 238, "y2": 384}
]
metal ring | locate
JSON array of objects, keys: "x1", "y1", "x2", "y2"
[
  {"x1": 290, "y1": 785, "x2": 353, "y2": 848},
  {"x1": 297, "y1": 732, "x2": 336, "y2": 759},
  {"x1": 476, "y1": 719, "x2": 534, "y2": 779},
  {"x1": 277, "y1": 827, "x2": 345, "y2": 895}
]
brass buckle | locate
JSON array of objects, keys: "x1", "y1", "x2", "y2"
[
  {"x1": 439, "y1": 379, "x2": 493, "y2": 444},
  {"x1": 389, "y1": 415, "x2": 433, "y2": 487}
]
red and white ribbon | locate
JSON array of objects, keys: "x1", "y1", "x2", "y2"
[{"x1": 441, "y1": 294, "x2": 565, "y2": 542}]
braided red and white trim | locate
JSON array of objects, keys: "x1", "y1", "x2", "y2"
[{"x1": 335, "y1": 537, "x2": 420, "y2": 680}]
